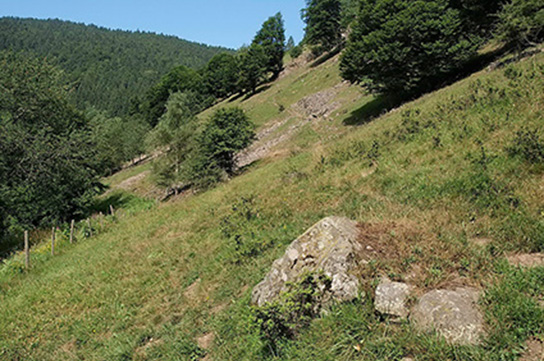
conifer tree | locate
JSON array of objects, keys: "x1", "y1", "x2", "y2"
[
  {"x1": 253, "y1": 12, "x2": 286, "y2": 79},
  {"x1": 340, "y1": 0, "x2": 477, "y2": 95},
  {"x1": 286, "y1": 36, "x2": 296, "y2": 52},
  {"x1": 302, "y1": 0, "x2": 343, "y2": 56}
]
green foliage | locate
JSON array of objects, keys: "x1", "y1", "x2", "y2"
[
  {"x1": 451, "y1": 0, "x2": 506, "y2": 36},
  {"x1": 0, "y1": 17, "x2": 229, "y2": 117},
  {"x1": 146, "y1": 92, "x2": 199, "y2": 189},
  {"x1": 148, "y1": 107, "x2": 255, "y2": 190},
  {"x1": 286, "y1": 36, "x2": 296, "y2": 52},
  {"x1": 0, "y1": 52, "x2": 102, "y2": 235},
  {"x1": 202, "y1": 53, "x2": 240, "y2": 99},
  {"x1": 219, "y1": 195, "x2": 267, "y2": 263},
  {"x1": 340, "y1": 0, "x2": 360, "y2": 29},
  {"x1": 192, "y1": 108, "x2": 255, "y2": 179},
  {"x1": 507, "y1": 127, "x2": 544, "y2": 165},
  {"x1": 496, "y1": 0, "x2": 544, "y2": 49},
  {"x1": 237, "y1": 45, "x2": 269, "y2": 94},
  {"x1": 290, "y1": 45, "x2": 304, "y2": 59},
  {"x1": 251, "y1": 272, "x2": 331, "y2": 356},
  {"x1": 88, "y1": 110, "x2": 150, "y2": 175},
  {"x1": 302, "y1": 0, "x2": 343, "y2": 56},
  {"x1": 483, "y1": 264, "x2": 544, "y2": 357},
  {"x1": 139, "y1": 66, "x2": 211, "y2": 127},
  {"x1": 340, "y1": 0, "x2": 478, "y2": 95},
  {"x1": 253, "y1": 12, "x2": 286, "y2": 80}
]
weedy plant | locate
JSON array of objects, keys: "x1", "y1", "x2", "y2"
[{"x1": 251, "y1": 272, "x2": 331, "y2": 357}]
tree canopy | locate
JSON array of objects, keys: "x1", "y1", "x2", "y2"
[
  {"x1": 253, "y1": 12, "x2": 286, "y2": 79},
  {"x1": 0, "y1": 17, "x2": 230, "y2": 117},
  {"x1": 340, "y1": 0, "x2": 478, "y2": 95},
  {"x1": 302, "y1": 0, "x2": 343, "y2": 56},
  {"x1": 0, "y1": 52, "x2": 102, "y2": 235},
  {"x1": 496, "y1": 0, "x2": 544, "y2": 49},
  {"x1": 195, "y1": 108, "x2": 255, "y2": 177}
]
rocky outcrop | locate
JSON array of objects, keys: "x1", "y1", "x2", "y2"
[
  {"x1": 375, "y1": 278, "x2": 412, "y2": 319},
  {"x1": 251, "y1": 217, "x2": 363, "y2": 307},
  {"x1": 411, "y1": 288, "x2": 484, "y2": 345}
]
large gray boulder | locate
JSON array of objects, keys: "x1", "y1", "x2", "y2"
[
  {"x1": 411, "y1": 288, "x2": 484, "y2": 345},
  {"x1": 251, "y1": 217, "x2": 362, "y2": 307}
]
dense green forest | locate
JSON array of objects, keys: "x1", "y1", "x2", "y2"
[{"x1": 0, "y1": 17, "x2": 231, "y2": 116}]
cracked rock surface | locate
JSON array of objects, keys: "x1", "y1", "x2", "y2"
[
  {"x1": 411, "y1": 288, "x2": 484, "y2": 345},
  {"x1": 251, "y1": 217, "x2": 362, "y2": 307},
  {"x1": 375, "y1": 279, "x2": 412, "y2": 319}
]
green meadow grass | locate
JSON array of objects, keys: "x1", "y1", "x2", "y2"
[{"x1": 1, "y1": 51, "x2": 544, "y2": 360}]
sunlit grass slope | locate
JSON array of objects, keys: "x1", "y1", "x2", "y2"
[{"x1": 1, "y1": 51, "x2": 543, "y2": 360}]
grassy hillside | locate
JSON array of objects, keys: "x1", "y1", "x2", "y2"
[
  {"x1": 0, "y1": 17, "x2": 231, "y2": 116},
  {"x1": 1, "y1": 49, "x2": 543, "y2": 360}
]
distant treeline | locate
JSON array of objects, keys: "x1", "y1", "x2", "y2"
[{"x1": 0, "y1": 17, "x2": 231, "y2": 116}]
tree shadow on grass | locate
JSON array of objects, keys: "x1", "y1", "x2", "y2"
[
  {"x1": 227, "y1": 84, "x2": 273, "y2": 103},
  {"x1": 310, "y1": 46, "x2": 343, "y2": 68},
  {"x1": 342, "y1": 95, "x2": 401, "y2": 126},
  {"x1": 242, "y1": 84, "x2": 272, "y2": 102},
  {"x1": 343, "y1": 46, "x2": 511, "y2": 127},
  {"x1": 234, "y1": 158, "x2": 263, "y2": 176},
  {"x1": 90, "y1": 191, "x2": 140, "y2": 215}
]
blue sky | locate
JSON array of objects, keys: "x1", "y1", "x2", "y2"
[{"x1": 0, "y1": 0, "x2": 306, "y2": 49}]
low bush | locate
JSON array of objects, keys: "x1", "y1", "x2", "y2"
[
  {"x1": 507, "y1": 127, "x2": 544, "y2": 165},
  {"x1": 251, "y1": 272, "x2": 331, "y2": 356}
]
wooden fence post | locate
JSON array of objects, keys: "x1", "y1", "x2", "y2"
[
  {"x1": 87, "y1": 218, "x2": 93, "y2": 237},
  {"x1": 24, "y1": 230, "x2": 30, "y2": 269},
  {"x1": 70, "y1": 219, "x2": 75, "y2": 244},
  {"x1": 51, "y1": 227, "x2": 55, "y2": 256}
]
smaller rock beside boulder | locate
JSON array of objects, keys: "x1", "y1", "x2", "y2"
[
  {"x1": 411, "y1": 288, "x2": 484, "y2": 345},
  {"x1": 507, "y1": 253, "x2": 544, "y2": 268},
  {"x1": 251, "y1": 217, "x2": 363, "y2": 307},
  {"x1": 375, "y1": 278, "x2": 412, "y2": 319}
]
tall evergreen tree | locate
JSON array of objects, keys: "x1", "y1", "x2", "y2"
[
  {"x1": 340, "y1": 0, "x2": 477, "y2": 95},
  {"x1": 253, "y1": 12, "x2": 286, "y2": 79},
  {"x1": 302, "y1": 0, "x2": 343, "y2": 56},
  {"x1": 286, "y1": 36, "x2": 296, "y2": 52}
]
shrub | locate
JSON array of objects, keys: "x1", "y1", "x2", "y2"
[
  {"x1": 220, "y1": 195, "x2": 266, "y2": 263},
  {"x1": 507, "y1": 127, "x2": 544, "y2": 164},
  {"x1": 290, "y1": 45, "x2": 303, "y2": 59},
  {"x1": 252, "y1": 272, "x2": 331, "y2": 356}
]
